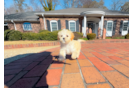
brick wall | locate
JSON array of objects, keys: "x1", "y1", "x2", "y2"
[
  {"x1": 79, "y1": 17, "x2": 83, "y2": 33},
  {"x1": 104, "y1": 17, "x2": 129, "y2": 35},
  {"x1": 7, "y1": 22, "x2": 41, "y2": 33},
  {"x1": 39, "y1": 17, "x2": 44, "y2": 30},
  {"x1": 8, "y1": 23, "x2": 14, "y2": 30},
  {"x1": 31, "y1": 22, "x2": 41, "y2": 33},
  {"x1": 15, "y1": 22, "x2": 23, "y2": 32}
]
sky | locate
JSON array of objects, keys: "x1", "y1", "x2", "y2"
[{"x1": 4, "y1": 0, "x2": 127, "y2": 10}]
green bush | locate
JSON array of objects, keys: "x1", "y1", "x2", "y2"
[
  {"x1": 4, "y1": 29, "x2": 13, "y2": 40},
  {"x1": 8, "y1": 30, "x2": 22, "y2": 41},
  {"x1": 39, "y1": 30, "x2": 50, "y2": 33},
  {"x1": 125, "y1": 34, "x2": 129, "y2": 39},
  {"x1": 22, "y1": 32, "x2": 40, "y2": 40},
  {"x1": 87, "y1": 33, "x2": 96, "y2": 40},
  {"x1": 39, "y1": 30, "x2": 60, "y2": 40},
  {"x1": 5, "y1": 29, "x2": 61, "y2": 41},
  {"x1": 73, "y1": 32, "x2": 83, "y2": 40}
]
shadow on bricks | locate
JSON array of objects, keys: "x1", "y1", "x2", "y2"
[{"x1": 4, "y1": 50, "x2": 67, "y2": 88}]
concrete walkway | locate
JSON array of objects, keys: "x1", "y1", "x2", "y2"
[
  {"x1": 4, "y1": 45, "x2": 60, "y2": 65},
  {"x1": 4, "y1": 42, "x2": 129, "y2": 88}
]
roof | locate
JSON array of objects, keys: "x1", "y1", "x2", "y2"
[
  {"x1": 35, "y1": 8, "x2": 129, "y2": 16},
  {"x1": 4, "y1": 8, "x2": 129, "y2": 22},
  {"x1": 4, "y1": 11, "x2": 44, "y2": 22}
]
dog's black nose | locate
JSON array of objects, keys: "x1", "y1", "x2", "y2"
[{"x1": 63, "y1": 38, "x2": 65, "y2": 40}]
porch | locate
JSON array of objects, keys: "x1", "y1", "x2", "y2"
[{"x1": 81, "y1": 11, "x2": 105, "y2": 39}]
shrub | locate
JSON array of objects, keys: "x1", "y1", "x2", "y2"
[
  {"x1": 87, "y1": 33, "x2": 96, "y2": 40},
  {"x1": 39, "y1": 30, "x2": 50, "y2": 33},
  {"x1": 125, "y1": 33, "x2": 129, "y2": 39},
  {"x1": 73, "y1": 32, "x2": 83, "y2": 40},
  {"x1": 8, "y1": 30, "x2": 22, "y2": 41},
  {"x1": 39, "y1": 30, "x2": 60, "y2": 40},
  {"x1": 22, "y1": 32, "x2": 40, "y2": 40},
  {"x1": 4, "y1": 29, "x2": 13, "y2": 40}
]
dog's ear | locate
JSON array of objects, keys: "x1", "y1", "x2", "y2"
[
  {"x1": 57, "y1": 35, "x2": 60, "y2": 40},
  {"x1": 70, "y1": 32, "x2": 74, "y2": 40}
]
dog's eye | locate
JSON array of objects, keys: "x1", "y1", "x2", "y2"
[
  {"x1": 66, "y1": 35, "x2": 68, "y2": 37},
  {"x1": 61, "y1": 35, "x2": 63, "y2": 37}
]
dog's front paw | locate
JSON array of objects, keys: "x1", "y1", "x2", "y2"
[{"x1": 71, "y1": 55, "x2": 77, "y2": 59}]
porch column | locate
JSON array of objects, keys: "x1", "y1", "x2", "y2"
[
  {"x1": 83, "y1": 15, "x2": 87, "y2": 37},
  {"x1": 101, "y1": 15, "x2": 104, "y2": 35},
  {"x1": 42, "y1": 14, "x2": 46, "y2": 30},
  {"x1": 11, "y1": 20, "x2": 17, "y2": 30}
]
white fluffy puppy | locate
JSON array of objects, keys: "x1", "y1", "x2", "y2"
[{"x1": 58, "y1": 29, "x2": 83, "y2": 61}]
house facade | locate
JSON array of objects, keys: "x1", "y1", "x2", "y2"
[{"x1": 4, "y1": 8, "x2": 129, "y2": 38}]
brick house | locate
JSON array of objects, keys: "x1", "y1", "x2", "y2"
[{"x1": 4, "y1": 8, "x2": 129, "y2": 38}]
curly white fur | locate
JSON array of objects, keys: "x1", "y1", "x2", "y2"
[{"x1": 57, "y1": 29, "x2": 83, "y2": 61}]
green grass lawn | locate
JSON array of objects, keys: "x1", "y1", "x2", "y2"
[
  {"x1": 106, "y1": 36, "x2": 125, "y2": 39},
  {"x1": 79, "y1": 38, "x2": 88, "y2": 40}
]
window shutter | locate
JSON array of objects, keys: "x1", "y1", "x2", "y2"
[
  {"x1": 119, "y1": 20, "x2": 123, "y2": 35},
  {"x1": 104, "y1": 20, "x2": 107, "y2": 29},
  {"x1": 76, "y1": 20, "x2": 79, "y2": 32},
  {"x1": 46, "y1": 20, "x2": 50, "y2": 31},
  {"x1": 112, "y1": 20, "x2": 117, "y2": 36},
  {"x1": 66, "y1": 20, "x2": 68, "y2": 29},
  {"x1": 58, "y1": 20, "x2": 61, "y2": 30}
]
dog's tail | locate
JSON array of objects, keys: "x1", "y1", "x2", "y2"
[{"x1": 77, "y1": 39, "x2": 86, "y2": 42}]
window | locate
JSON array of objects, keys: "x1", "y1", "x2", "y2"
[
  {"x1": 123, "y1": 21, "x2": 128, "y2": 31},
  {"x1": 23, "y1": 22, "x2": 32, "y2": 31},
  {"x1": 50, "y1": 20, "x2": 58, "y2": 31},
  {"x1": 69, "y1": 21, "x2": 76, "y2": 32},
  {"x1": 106, "y1": 21, "x2": 113, "y2": 31}
]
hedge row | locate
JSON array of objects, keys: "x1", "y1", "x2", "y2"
[{"x1": 4, "y1": 30, "x2": 83, "y2": 41}]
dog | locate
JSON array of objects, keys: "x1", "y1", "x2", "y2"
[{"x1": 57, "y1": 29, "x2": 84, "y2": 61}]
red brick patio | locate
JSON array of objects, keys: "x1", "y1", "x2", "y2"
[{"x1": 4, "y1": 41, "x2": 129, "y2": 88}]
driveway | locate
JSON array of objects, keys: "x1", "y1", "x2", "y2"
[{"x1": 4, "y1": 41, "x2": 129, "y2": 88}]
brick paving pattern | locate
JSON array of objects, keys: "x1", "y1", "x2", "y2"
[{"x1": 4, "y1": 41, "x2": 129, "y2": 88}]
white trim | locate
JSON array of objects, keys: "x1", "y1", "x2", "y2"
[
  {"x1": 122, "y1": 20, "x2": 129, "y2": 31},
  {"x1": 4, "y1": 23, "x2": 8, "y2": 26},
  {"x1": 22, "y1": 22, "x2": 32, "y2": 31},
  {"x1": 122, "y1": 20, "x2": 129, "y2": 35},
  {"x1": 42, "y1": 14, "x2": 46, "y2": 30},
  {"x1": 101, "y1": 15, "x2": 104, "y2": 36},
  {"x1": 83, "y1": 15, "x2": 87, "y2": 37},
  {"x1": 106, "y1": 21, "x2": 113, "y2": 36},
  {"x1": 68, "y1": 20, "x2": 76, "y2": 32},
  {"x1": 81, "y1": 11, "x2": 105, "y2": 16},
  {"x1": 106, "y1": 21, "x2": 113, "y2": 31},
  {"x1": 50, "y1": 20, "x2": 58, "y2": 32},
  {"x1": 11, "y1": 20, "x2": 17, "y2": 30}
]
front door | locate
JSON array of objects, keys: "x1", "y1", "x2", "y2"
[
  {"x1": 122, "y1": 21, "x2": 129, "y2": 36},
  {"x1": 88, "y1": 22, "x2": 95, "y2": 33},
  {"x1": 106, "y1": 21, "x2": 113, "y2": 36}
]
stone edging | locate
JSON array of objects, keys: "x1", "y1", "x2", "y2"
[
  {"x1": 4, "y1": 42, "x2": 60, "y2": 49},
  {"x1": 4, "y1": 39, "x2": 129, "y2": 49},
  {"x1": 84, "y1": 39, "x2": 129, "y2": 43}
]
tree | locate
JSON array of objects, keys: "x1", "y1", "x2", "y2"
[
  {"x1": 39, "y1": 0, "x2": 59, "y2": 11},
  {"x1": 110, "y1": 0, "x2": 129, "y2": 11},
  {"x1": 30, "y1": 0, "x2": 44, "y2": 11},
  {"x1": 81, "y1": 0, "x2": 108, "y2": 9},
  {"x1": 120, "y1": 2, "x2": 129, "y2": 12},
  {"x1": 63, "y1": 0, "x2": 82, "y2": 8},
  {"x1": 4, "y1": 0, "x2": 36, "y2": 15},
  {"x1": 13, "y1": 0, "x2": 27, "y2": 12},
  {"x1": 4, "y1": 4, "x2": 17, "y2": 15}
]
